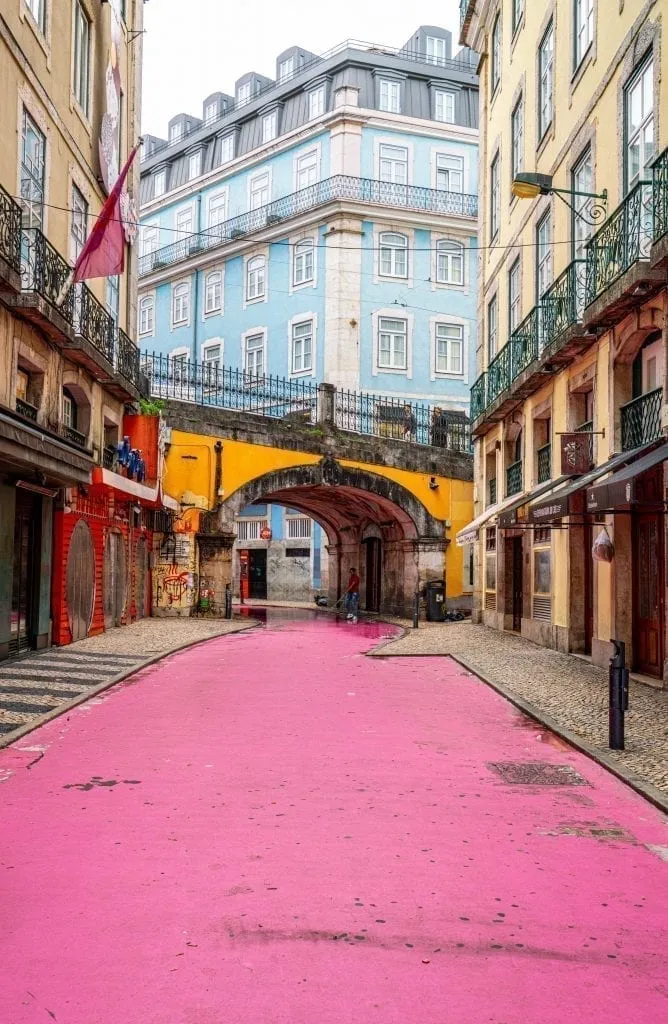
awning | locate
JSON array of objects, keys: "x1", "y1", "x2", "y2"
[
  {"x1": 529, "y1": 443, "x2": 659, "y2": 523},
  {"x1": 91, "y1": 467, "x2": 179, "y2": 510},
  {"x1": 586, "y1": 441, "x2": 668, "y2": 512},
  {"x1": 455, "y1": 491, "x2": 526, "y2": 546},
  {"x1": 497, "y1": 476, "x2": 571, "y2": 528}
]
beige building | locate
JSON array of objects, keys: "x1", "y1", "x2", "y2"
[
  {"x1": 458, "y1": 0, "x2": 668, "y2": 684},
  {"x1": 0, "y1": 1, "x2": 147, "y2": 657}
]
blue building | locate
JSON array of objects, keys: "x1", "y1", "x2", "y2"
[{"x1": 138, "y1": 29, "x2": 479, "y2": 601}]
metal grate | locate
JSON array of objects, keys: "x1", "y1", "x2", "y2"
[
  {"x1": 487, "y1": 762, "x2": 589, "y2": 786},
  {"x1": 533, "y1": 595, "x2": 552, "y2": 621},
  {"x1": 484, "y1": 592, "x2": 496, "y2": 611}
]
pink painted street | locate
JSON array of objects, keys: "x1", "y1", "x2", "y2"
[{"x1": 0, "y1": 612, "x2": 666, "y2": 1024}]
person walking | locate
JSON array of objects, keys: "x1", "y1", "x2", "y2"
[{"x1": 345, "y1": 567, "x2": 360, "y2": 623}]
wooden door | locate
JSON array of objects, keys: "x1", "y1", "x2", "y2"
[
  {"x1": 10, "y1": 491, "x2": 39, "y2": 654},
  {"x1": 512, "y1": 536, "x2": 523, "y2": 632},
  {"x1": 364, "y1": 538, "x2": 382, "y2": 612},
  {"x1": 103, "y1": 532, "x2": 127, "y2": 628},
  {"x1": 583, "y1": 522, "x2": 593, "y2": 655},
  {"x1": 66, "y1": 519, "x2": 95, "y2": 642},
  {"x1": 633, "y1": 466, "x2": 664, "y2": 677}
]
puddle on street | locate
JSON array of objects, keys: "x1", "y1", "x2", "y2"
[{"x1": 512, "y1": 712, "x2": 572, "y2": 751}]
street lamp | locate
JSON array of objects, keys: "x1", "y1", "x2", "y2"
[{"x1": 511, "y1": 171, "x2": 608, "y2": 226}]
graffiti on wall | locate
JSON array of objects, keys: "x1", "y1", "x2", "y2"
[{"x1": 153, "y1": 530, "x2": 198, "y2": 612}]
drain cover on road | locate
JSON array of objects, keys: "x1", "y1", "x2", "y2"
[{"x1": 487, "y1": 762, "x2": 590, "y2": 786}]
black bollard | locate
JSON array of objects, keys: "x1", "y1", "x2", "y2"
[
  {"x1": 609, "y1": 639, "x2": 629, "y2": 750},
  {"x1": 225, "y1": 585, "x2": 233, "y2": 620},
  {"x1": 413, "y1": 591, "x2": 420, "y2": 629}
]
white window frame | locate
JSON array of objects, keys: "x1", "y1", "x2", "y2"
[
  {"x1": 435, "y1": 153, "x2": 464, "y2": 194},
  {"x1": 219, "y1": 134, "x2": 235, "y2": 165},
  {"x1": 509, "y1": 258, "x2": 521, "y2": 332},
  {"x1": 426, "y1": 36, "x2": 447, "y2": 66},
  {"x1": 487, "y1": 294, "x2": 498, "y2": 363},
  {"x1": 138, "y1": 293, "x2": 155, "y2": 338},
  {"x1": 308, "y1": 86, "x2": 325, "y2": 119},
  {"x1": 372, "y1": 310, "x2": 414, "y2": 377},
  {"x1": 512, "y1": 0, "x2": 525, "y2": 35},
  {"x1": 294, "y1": 148, "x2": 319, "y2": 191},
  {"x1": 202, "y1": 338, "x2": 224, "y2": 369},
  {"x1": 289, "y1": 316, "x2": 316, "y2": 377},
  {"x1": 278, "y1": 57, "x2": 294, "y2": 83},
  {"x1": 378, "y1": 232, "x2": 409, "y2": 280},
  {"x1": 237, "y1": 82, "x2": 251, "y2": 106},
  {"x1": 435, "y1": 239, "x2": 465, "y2": 286},
  {"x1": 140, "y1": 224, "x2": 159, "y2": 258},
  {"x1": 204, "y1": 268, "x2": 223, "y2": 316},
  {"x1": 574, "y1": 0, "x2": 594, "y2": 70},
  {"x1": 72, "y1": 0, "x2": 91, "y2": 118},
  {"x1": 491, "y1": 13, "x2": 501, "y2": 95},
  {"x1": 249, "y1": 169, "x2": 271, "y2": 210},
  {"x1": 490, "y1": 152, "x2": 500, "y2": 240},
  {"x1": 171, "y1": 280, "x2": 191, "y2": 328},
  {"x1": 62, "y1": 390, "x2": 75, "y2": 429},
  {"x1": 153, "y1": 169, "x2": 166, "y2": 198},
  {"x1": 207, "y1": 190, "x2": 228, "y2": 233},
  {"x1": 536, "y1": 211, "x2": 553, "y2": 300},
  {"x1": 539, "y1": 22, "x2": 554, "y2": 140},
  {"x1": 377, "y1": 142, "x2": 410, "y2": 185},
  {"x1": 242, "y1": 329, "x2": 267, "y2": 377},
  {"x1": 71, "y1": 182, "x2": 87, "y2": 262},
  {"x1": 25, "y1": 0, "x2": 46, "y2": 34},
  {"x1": 434, "y1": 90, "x2": 456, "y2": 124},
  {"x1": 175, "y1": 204, "x2": 195, "y2": 239},
  {"x1": 432, "y1": 320, "x2": 465, "y2": 378},
  {"x1": 245, "y1": 254, "x2": 266, "y2": 303},
  {"x1": 169, "y1": 123, "x2": 183, "y2": 143},
  {"x1": 572, "y1": 148, "x2": 593, "y2": 259},
  {"x1": 511, "y1": 95, "x2": 524, "y2": 181},
  {"x1": 188, "y1": 151, "x2": 202, "y2": 181},
  {"x1": 379, "y1": 79, "x2": 401, "y2": 114},
  {"x1": 292, "y1": 237, "x2": 315, "y2": 288},
  {"x1": 20, "y1": 107, "x2": 46, "y2": 230},
  {"x1": 262, "y1": 111, "x2": 278, "y2": 144},
  {"x1": 626, "y1": 56, "x2": 654, "y2": 191},
  {"x1": 204, "y1": 101, "x2": 218, "y2": 123}
]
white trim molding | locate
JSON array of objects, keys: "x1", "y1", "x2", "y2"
[
  {"x1": 428, "y1": 313, "x2": 469, "y2": 383},
  {"x1": 430, "y1": 235, "x2": 468, "y2": 294},
  {"x1": 371, "y1": 307, "x2": 414, "y2": 379},
  {"x1": 203, "y1": 265, "x2": 225, "y2": 318},
  {"x1": 243, "y1": 247, "x2": 269, "y2": 308},
  {"x1": 241, "y1": 325, "x2": 268, "y2": 376},
  {"x1": 201, "y1": 336, "x2": 224, "y2": 364},
  {"x1": 170, "y1": 277, "x2": 192, "y2": 330},
  {"x1": 137, "y1": 290, "x2": 156, "y2": 340},
  {"x1": 289, "y1": 232, "x2": 318, "y2": 294},
  {"x1": 373, "y1": 135, "x2": 414, "y2": 186},
  {"x1": 287, "y1": 311, "x2": 318, "y2": 379},
  {"x1": 373, "y1": 225, "x2": 415, "y2": 288}
]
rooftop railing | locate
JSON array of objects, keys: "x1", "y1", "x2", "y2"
[
  {"x1": 585, "y1": 180, "x2": 653, "y2": 307},
  {"x1": 139, "y1": 175, "x2": 478, "y2": 276},
  {"x1": 0, "y1": 184, "x2": 22, "y2": 276}
]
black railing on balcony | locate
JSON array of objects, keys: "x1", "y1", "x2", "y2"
[
  {"x1": 652, "y1": 146, "x2": 668, "y2": 244},
  {"x1": 117, "y1": 328, "x2": 141, "y2": 389},
  {"x1": 335, "y1": 390, "x2": 471, "y2": 450},
  {"x1": 506, "y1": 459, "x2": 523, "y2": 497},
  {"x1": 487, "y1": 344, "x2": 512, "y2": 404},
  {"x1": 74, "y1": 284, "x2": 115, "y2": 363},
  {"x1": 60, "y1": 423, "x2": 87, "y2": 448},
  {"x1": 537, "y1": 443, "x2": 551, "y2": 483},
  {"x1": 102, "y1": 445, "x2": 116, "y2": 469},
  {"x1": 575, "y1": 419, "x2": 594, "y2": 467},
  {"x1": 620, "y1": 388, "x2": 662, "y2": 451},
  {"x1": 585, "y1": 181, "x2": 653, "y2": 307},
  {"x1": 0, "y1": 184, "x2": 22, "y2": 276},
  {"x1": 487, "y1": 477, "x2": 497, "y2": 506},
  {"x1": 15, "y1": 397, "x2": 38, "y2": 421},
  {"x1": 541, "y1": 259, "x2": 587, "y2": 349},
  {"x1": 470, "y1": 372, "x2": 486, "y2": 420},
  {"x1": 21, "y1": 228, "x2": 76, "y2": 326},
  {"x1": 510, "y1": 306, "x2": 542, "y2": 378},
  {"x1": 139, "y1": 175, "x2": 478, "y2": 276}
]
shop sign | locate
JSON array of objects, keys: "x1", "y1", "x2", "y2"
[
  {"x1": 260, "y1": 526, "x2": 272, "y2": 540},
  {"x1": 561, "y1": 433, "x2": 591, "y2": 476}
]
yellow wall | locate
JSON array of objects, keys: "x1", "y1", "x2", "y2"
[{"x1": 163, "y1": 429, "x2": 474, "y2": 597}]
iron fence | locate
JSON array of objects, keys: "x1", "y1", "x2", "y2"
[
  {"x1": 60, "y1": 423, "x2": 87, "y2": 448},
  {"x1": 652, "y1": 146, "x2": 668, "y2": 244},
  {"x1": 585, "y1": 181, "x2": 653, "y2": 306},
  {"x1": 139, "y1": 175, "x2": 478, "y2": 276},
  {"x1": 506, "y1": 459, "x2": 523, "y2": 497},
  {"x1": 510, "y1": 306, "x2": 541, "y2": 378},
  {"x1": 15, "y1": 397, "x2": 38, "y2": 421},
  {"x1": 541, "y1": 259, "x2": 587, "y2": 349},
  {"x1": 21, "y1": 228, "x2": 76, "y2": 325},
  {"x1": 487, "y1": 344, "x2": 512, "y2": 404},
  {"x1": 620, "y1": 387, "x2": 662, "y2": 451},
  {"x1": 142, "y1": 352, "x2": 318, "y2": 422},
  {"x1": 537, "y1": 443, "x2": 551, "y2": 483},
  {"x1": 73, "y1": 284, "x2": 115, "y2": 363},
  {"x1": 102, "y1": 445, "x2": 116, "y2": 469},
  {"x1": 334, "y1": 388, "x2": 471, "y2": 450},
  {"x1": 470, "y1": 372, "x2": 486, "y2": 420},
  {"x1": 117, "y1": 328, "x2": 141, "y2": 389},
  {"x1": 0, "y1": 184, "x2": 22, "y2": 276}
]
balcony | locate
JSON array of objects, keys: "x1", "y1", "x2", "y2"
[
  {"x1": 486, "y1": 344, "x2": 512, "y2": 406},
  {"x1": 541, "y1": 259, "x2": 590, "y2": 359},
  {"x1": 0, "y1": 185, "x2": 22, "y2": 294},
  {"x1": 584, "y1": 181, "x2": 664, "y2": 327},
  {"x1": 510, "y1": 307, "x2": 541, "y2": 379},
  {"x1": 651, "y1": 146, "x2": 668, "y2": 267},
  {"x1": 537, "y1": 443, "x2": 551, "y2": 484},
  {"x1": 620, "y1": 388, "x2": 662, "y2": 451},
  {"x1": 506, "y1": 460, "x2": 523, "y2": 497},
  {"x1": 470, "y1": 372, "x2": 486, "y2": 420},
  {"x1": 102, "y1": 445, "x2": 116, "y2": 470},
  {"x1": 138, "y1": 175, "x2": 478, "y2": 277},
  {"x1": 487, "y1": 477, "x2": 497, "y2": 507},
  {"x1": 15, "y1": 397, "x2": 38, "y2": 422},
  {"x1": 60, "y1": 423, "x2": 87, "y2": 448}
]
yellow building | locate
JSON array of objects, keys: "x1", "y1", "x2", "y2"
[
  {"x1": 0, "y1": 1, "x2": 146, "y2": 655},
  {"x1": 458, "y1": 0, "x2": 668, "y2": 683}
]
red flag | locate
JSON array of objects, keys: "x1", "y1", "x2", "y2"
[{"x1": 73, "y1": 143, "x2": 140, "y2": 284}]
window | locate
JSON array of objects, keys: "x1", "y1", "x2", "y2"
[
  {"x1": 436, "y1": 240, "x2": 464, "y2": 285},
  {"x1": 536, "y1": 212, "x2": 553, "y2": 299},
  {"x1": 426, "y1": 36, "x2": 447, "y2": 66},
  {"x1": 512, "y1": 0, "x2": 524, "y2": 34},
  {"x1": 379, "y1": 233, "x2": 408, "y2": 279},
  {"x1": 139, "y1": 295, "x2": 154, "y2": 336},
  {"x1": 106, "y1": 275, "x2": 119, "y2": 323},
  {"x1": 208, "y1": 193, "x2": 227, "y2": 232},
  {"x1": 626, "y1": 57, "x2": 654, "y2": 191},
  {"x1": 21, "y1": 108, "x2": 45, "y2": 228},
  {"x1": 237, "y1": 82, "x2": 251, "y2": 106},
  {"x1": 291, "y1": 320, "x2": 313, "y2": 374},
  {"x1": 491, "y1": 14, "x2": 501, "y2": 94},
  {"x1": 572, "y1": 147, "x2": 593, "y2": 259},
  {"x1": 379, "y1": 80, "x2": 401, "y2": 113},
  {"x1": 487, "y1": 295, "x2": 498, "y2": 362},
  {"x1": 293, "y1": 239, "x2": 314, "y2": 285},
  {"x1": 434, "y1": 90, "x2": 455, "y2": 123},
  {"x1": 296, "y1": 150, "x2": 318, "y2": 190},
  {"x1": 205, "y1": 270, "x2": 223, "y2": 314},
  {"x1": 169, "y1": 123, "x2": 182, "y2": 142},
  {"x1": 436, "y1": 154, "x2": 463, "y2": 193},
  {"x1": 62, "y1": 390, "x2": 76, "y2": 429},
  {"x1": 250, "y1": 171, "x2": 270, "y2": 209},
  {"x1": 188, "y1": 152, "x2": 201, "y2": 180},
  {"x1": 153, "y1": 169, "x2": 166, "y2": 197},
  {"x1": 379, "y1": 144, "x2": 408, "y2": 184},
  {"x1": 26, "y1": 0, "x2": 45, "y2": 32},
  {"x1": 172, "y1": 281, "x2": 190, "y2": 325},
  {"x1": 73, "y1": 1, "x2": 91, "y2": 116},
  {"x1": 220, "y1": 134, "x2": 235, "y2": 165},
  {"x1": 435, "y1": 324, "x2": 463, "y2": 375},
  {"x1": 71, "y1": 184, "x2": 88, "y2": 261},
  {"x1": 141, "y1": 225, "x2": 159, "y2": 258},
  {"x1": 509, "y1": 259, "x2": 521, "y2": 331},
  {"x1": 278, "y1": 57, "x2": 294, "y2": 82},
  {"x1": 490, "y1": 153, "x2": 500, "y2": 239},
  {"x1": 378, "y1": 318, "x2": 407, "y2": 370},
  {"x1": 308, "y1": 86, "x2": 325, "y2": 119},
  {"x1": 574, "y1": 0, "x2": 594, "y2": 70},
  {"x1": 539, "y1": 22, "x2": 554, "y2": 140},
  {"x1": 511, "y1": 95, "x2": 524, "y2": 181},
  {"x1": 262, "y1": 111, "x2": 278, "y2": 143},
  {"x1": 203, "y1": 342, "x2": 222, "y2": 369},
  {"x1": 176, "y1": 207, "x2": 193, "y2": 237},
  {"x1": 244, "y1": 333, "x2": 264, "y2": 376},
  {"x1": 246, "y1": 255, "x2": 266, "y2": 301},
  {"x1": 205, "y1": 101, "x2": 218, "y2": 122}
]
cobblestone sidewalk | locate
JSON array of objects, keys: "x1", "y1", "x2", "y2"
[
  {"x1": 0, "y1": 617, "x2": 254, "y2": 745},
  {"x1": 374, "y1": 621, "x2": 668, "y2": 808}
]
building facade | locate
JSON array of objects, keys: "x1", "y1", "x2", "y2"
[
  {"x1": 137, "y1": 27, "x2": 479, "y2": 598},
  {"x1": 0, "y1": 0, "x2": 163, "y2": 657},
  {"x1": 459, "y1": 0, "x2": 668, "y2": 683}
]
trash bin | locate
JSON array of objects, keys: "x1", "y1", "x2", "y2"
[{"x1": 425, "y1": 580, "x2": 446, "y2": 622}]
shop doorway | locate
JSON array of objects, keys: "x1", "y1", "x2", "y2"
[
  {"x1": 583, "y1": 522, "x2": 594, "y2": 655},
  {"x1": 632, "y1": 467, "x2": 664, "y2": 676},
  {"x1": 511, "y1": 536, "x2": 523, "y2": 632},
  {"x1": 66, "y1": 519, "x2": 95, "y2": 642},
  {"x1": 10, "y1": 491, "x2": 40, "y2": 655},
  {"x1": 103, "y1": 531, "x2": 127, "y2": 629},
  {"x1": 363, "y1": 537, "x2": 382, "y2": 612},
  {"x1": 249, "y1": 549, "x2": 267, "y2": 599}
]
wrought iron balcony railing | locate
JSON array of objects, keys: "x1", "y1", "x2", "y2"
[
  {"x1": 116, "y1": 328, "x2": 141, "y2": 389},
  {"x1": 74, "y1": 284, "x2": 115, "y2": 364},
  {"x1": 486, "y1": 343, "x2": 512, "y2": 405},
  {"x1": 60, "y1": 423, "x2": 87, "y2": 448},
  {"x1": 470, "y1": 372, "x2": 486, "y2": 420},
  {"x1": 0, "y1": 184, "x2": 22, "y2": 276},
  {"x1": 541, "y1": 259, "x2": 587, "y2": 349},
  {"x1": 510, "y1": 306, "x2": 541, "y2": 379},
  {"x1": 21, "y1": 228, "x2": 77, "y2": 326},
  {"x1": 506, "y1": 459, "x2": 523, "y2": 497},
  {"x1": 139, "y1": 175, "x2": 478, "y2": 276},
  {"x1": 487, "y1": 477, "x2": 497, "y2": 506},
  {"x1": 575, "y1": 419, "x2": 594, "y2": 467},
  {"x1": 15, "y1": 397, "x2": 38, "y2": 421},
  {"x1": 620, "y1": 387, "x2": 662, "y2": 451},
  {"x1": 652, "y1": 146, "x2": 668, "y2": 244},
  {"x1": 102, "y1": 445, "x2": 117, "y2": 469},
  {"x1": 537, "y1": 443, "x2": 551, "y2": 483},
  {"x1": 585, "y1": 181, "x2": 653, "y2": 307}
]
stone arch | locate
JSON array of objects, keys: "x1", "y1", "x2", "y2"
[{"x1": 614, "y1": 305, "x2": 664, "y2": 364}]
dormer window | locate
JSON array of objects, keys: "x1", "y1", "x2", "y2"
[
  {"x1": 220, "y1": 134, "x2": 235, "y2": 165},
  {"x1": 169, "y1": 123, "x2": 182, "y2": 142},
  {"x1": 426, "y1": 36, "x2": 447, "y2": 66},
  {"x1": 278, "y1": 57, "x2": 294, "y2": 83},
  {"x1": 205, "y1": 101, "x2": 218, "y2": 122},
  {"x1": 379, "y1": 79, "x2": 401, "y2": 113},
  {"x1": 434, "y1": 90, "x2": 455, "y2": 123},
  {"x1": 237, "y1": 82, "x2": 251, "y2": 106},
  {"x1": 262, "y1": 111, "x2": 278, "y2": 143},
  {"x1": 154, "y1": 169, "x2": 166, "y2": 197},
  {"x1": 188, "y1": 151, "x2": 201, "y2": 180}
]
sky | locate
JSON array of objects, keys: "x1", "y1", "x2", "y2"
[{"x1": 141, "y1": 0, "x2": 462, "y2": 138}]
